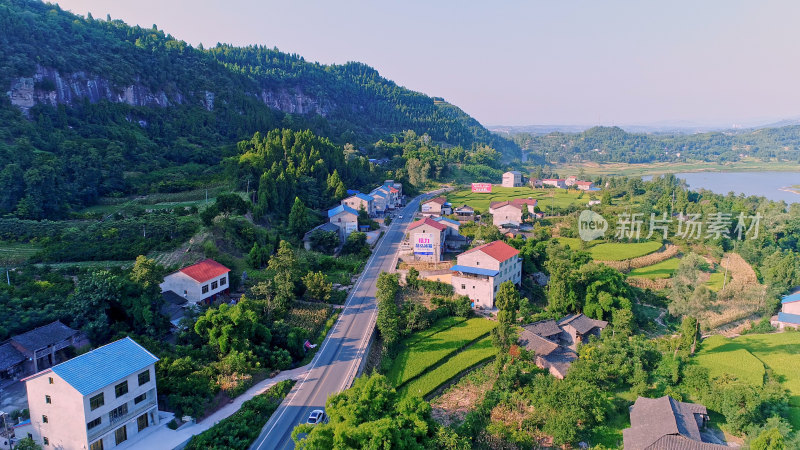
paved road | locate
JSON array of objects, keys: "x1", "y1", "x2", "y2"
[{"x1": 250, "y1": 191, "x2": 441, "y2": 450}]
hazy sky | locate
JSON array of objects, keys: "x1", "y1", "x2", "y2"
[{"x1": 52, "y1": 0, "x2": 800, "y2": 127}]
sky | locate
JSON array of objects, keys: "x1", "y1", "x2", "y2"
[{"x1": 52, "y1": 0, "x2": 800, "y2": 127}]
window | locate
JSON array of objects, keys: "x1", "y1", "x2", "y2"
[
  {"x1": 134, "y1": 393, "x2": 146, "y2": 404},
  {"x1": 43, "y1": 437, "x2": 49, "y2": 446},
  {"x1": 87, "y1": 417, "x2": 102, "y2": 430},
  {"x1": 115, "y1": 381, "x2": 128, "y2": 397},
  {"x1": 211, "y1": 280, "x2": 218, "y2": 289},
  {"x1": 137, "y1": 413, "x2": 148, "y2": 432},
  {"x1": 109, "y1": 404, "x2": 128, "y2": 423},
  {"x1": 48, "y1": 377, "x2": 53, "y2": 384},
  {"x1": 45, "y1": 395, "x2": 51, "y2": 404},
  {"x1": 89, "y1": 440, "x2": 104, "y2": 450},
  {"x1": 220, "y1": 276, "x2": 227, "y2": 286},
  {"x1": 90, "y1": 393, "x2": 104, "y2": 410},
  {"x1": 138, "y1": 370, "x2": 151, "y2": 386},
  {"x1": 42, "y1": 415, "x2": 48, "y2": 423},
  {"x1": 475, "y1": 261, "x2": 480, "y2": 266},
  {"x1": 461, "y1": 284, "x2": 465, "y2": 290},
  {"x1": 114, "y1": 425, "x2": 127, "y2": 445},
  {"x1": 202, "y1": 284, "x2": 209, "y2": 294}
]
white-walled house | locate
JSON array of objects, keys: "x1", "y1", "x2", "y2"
[
  {"x1": 771, "y1": 292, "x2": 800, "y2": 329},
  {"x1": 369, "y1": 189, "x2": 389, "y2": 214},
  {"x1": 160, "y1": 259, "x2": 230, "y2": 305},
  {"x1": 327, "y1": 204, "x2": 359, "y2": 241},
  {"x1": 502, "y1": 171, "x2": 523, "y2": 187},
  {"x1": 489, "y1": 201, "x2": 524, "y2": 228},
  {"x1": 450, "y1": 241, "x2": 521, "y2": 309},
  {"x1": 341, "y1": 193, "x2": 374, "y2": 215},
  {"x1": 542, "y1": 179, "x2": 567, "y2": 189},
  {"x1": 23, "y1": 337, "x2": 160, "y2": 450}
]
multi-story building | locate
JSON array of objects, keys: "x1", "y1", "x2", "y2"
[
  {"x1": 407, "y1": 217, "x2": 447, "y2": 262},
  {"x1": 24, "y1": 337, "x2": 160, "y2": 450},
  {"x1": 542, "y1": 178, "x2": 567, "y2": 189},
  {"x1": 327, "y1": 204, "x2": 359, "y2": 241},
  {"x1": 450, "y1": 240, "x2": 521, "y2": 308},
  {"x1": 160, "y1": 259, "x2": 231, "y2": 305},
  {"x1": 421, "y1": 197, "x2": 451, "y2": 216},
  {"x1": 341, "y1": 193, "x2": 374, "y2": 215},
  {"x1": 488, "y1": 201, "x2": 523, "y2": 228},
  {"x1": 502, "y1": 171, "x2": 523, "y2": 187},
  {"x1": 369, "y1": 189, "x2": 388, "y2": 214}
]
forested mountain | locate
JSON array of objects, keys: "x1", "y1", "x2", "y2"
[
  {"x1": 514, "y1": 126, "x2": 800, "y2": 164},
  {"x1": 0, "y1": 0, "x2": 516, "y2": 219}
]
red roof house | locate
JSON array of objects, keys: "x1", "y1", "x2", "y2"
[{"x1": 160, "y1": 259, "x2": 231, "y2": 304}]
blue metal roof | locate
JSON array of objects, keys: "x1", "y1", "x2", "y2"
[
  {"x1": 355, "y1": 193, "x2": 373, "y2": 202},
  {"x1": 51, "y1": 337, "x2": 158, "y2": 395},
  {"x1": 433, "y1": 217, "x2": 460, "y2": 226},
  {"x1": 328, "y1": 204, "x2": 359, "y2": 218},
  {"x1": 778, "y1": 312, "x2": 800, "y2": 325},
  {"x1": 781, "y1": 293, "x2": 800, "y2": 304},
  {"x1": 346, "y1": 189, "x2": 360, "y2": 195},
  {"x1": 370, "y1": 190, "x2": 388, "y2": 198},
  {"x1": 450, "y1": 265, "x2": 499, "y2": 277}
]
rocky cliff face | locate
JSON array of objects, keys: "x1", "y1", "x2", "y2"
[{"x1": 6, "y1": 65, "x2": 332, "y2": 118}]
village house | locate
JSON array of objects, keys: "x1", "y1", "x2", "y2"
[
  {"x1": 453, "y1": 204, "x2": 475, "y2": 222},
  {"x1": 575, "y1": 180, "x2": 595, "y2": 190},
  {"x1": 517, "y1": 313, "x2": 607, "y2": 378},
  {"x1": 530, "y1": 178, "x2": 543, "y2": 188},
  {"x1": 501, "y1": 171, "x2": 523, "y2": 187},
  {"x1": 327, "y1": 204, "x2": 359, "y2": 242},
  {"x1": 407, "y1": 217, "x2": 447, "y2": 262},
  {"x1": 421, "y1": 197, "x2": 451, "y2": 217},
  {"x1": 433, "y1": 217, "x2": 468, "y2": 251},
  {"x1": 511, "y1": 197, "x2": 537, "y2": 214},
  {"x1": 622, "y1": 396, "x2": 725, "y2": 450},
  {"x1": 303, "y1": 222, "x2": 341, "y2": 251},
  {"x1": 159, "y1": 259, "x2": 231, "y2": 305},
  {"x1": 385, "y1": 179, "x2": 403, "y2": 203},
  {"x1": 450, "y1": 241, "x2": 521, "y2": 308},
  {"x1": 770, "y1": 292, "x2": 800, "y2": 329},
  {"x1": 341, "y1": 193, "x2": 373, "y2": 215},
  {"x1": 369, "y1": 189, "x2": 388, "y2": 215},
  {"x1": 489, "y1": 201, "x2": 523, "y2": 228},
  {"x1": 24, "y1": 337, "x2": 160, "y2": 450},
  {"x1": 564, "y1": 175, "x2": 578, "y2": 187},
  {"x1": 0, "y1": 321, "x2": 88, "y2": 384},
  {"x1": 542, "y1": 178, "x2": 567, "y2": 189}
]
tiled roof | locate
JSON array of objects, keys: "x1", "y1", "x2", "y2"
[
  {"x1": 179, "y1": 259, "x2": 230, "y2": 283},
  {"x1": 518, "y1": 330, "x2": 560, "y2": 356},
  {"x1": 511, "y1": 198, "x2": 538, "y2": 206},
  {"x1": 460, "y1": 240, "x2": 520, "y2": 262},
  {"x1": 304, "y1": 222, "x2": 340, "y2": 240},
  {"x1": 622, "y1": 396, "x2": 723, "y2": 450},
  {"x1": 523, "y1": 320, "x2": 562, "y2": 338},
  {"x1": 454, "y1": 205, "x2": 474, "y2": 211},
  {"x1": 424, "y1": 197, "x2": 447, "y2": 205},
  {"x1": 409, "y1": 217, "x2": 447, "y2": 231},
  {"x1": 389, "y1": 187, "x2": 399, "y2": 193},
  {"x1": 328, "y1": 204, "x2": 359, "y2": 218},
  {"x1": 0, "y1": 343, "x2": 25, "y2": 371},
  {"x1": 558, "y1": 313, "x2": 608, "y2": 335},
  {"x1": 49, "y1": 337, "x2": 159, "y2": 395},
  {"x1": 576, "y1": 181, "x2": 593, "y2": 186},
  {"x1": 450, "y1": 265, "x2": 499, "y2": 277},
  {"x1": 781, "y1": 293, "x2": 800, "y2": 304},
  {"x1": 11, "y1": 321, "x2": 79, "y2": 352},
  {"x1": 543, "y1": 178, "x2": 565, "y2": 182},
  {"x1": 433, "y1": 217, "x2": 460, "y2": 227},
  {"x1": 504, "y1": 171, "x2": 522, "y2": 176},
  {"x1": 489, "y1": 201, "x2": 522, "y2": 211},
  {"x1": 354, "y1": 193, "x2": 373, "y2": 202}
]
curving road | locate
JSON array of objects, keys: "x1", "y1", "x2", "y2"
[{"x1": 250, "y1": 191, "x2": 441, "y2": 450}]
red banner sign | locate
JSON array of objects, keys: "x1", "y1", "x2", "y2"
[{"x1": 471, "y1": 183, "x2": 492, "y2": 193}]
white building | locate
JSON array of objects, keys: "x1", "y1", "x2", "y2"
[
  {"x1": 450, "y1": 240, "x2": 521, "y2": 309},
  {"x1": 327, "y1": 204, "x2": 359, "y2": 241},
  {"x1": 341, "y1": 193, "x2": 374, "y2": 215},
  {"x1": 23, "y1": 337, "x2": 160, "y2": 450},
  {"x1": 160, "y1": 259, "x2": 231, "y2": 305},
  {"x1": 502, "y1": 171, "x2": 523, "y2": 188}
]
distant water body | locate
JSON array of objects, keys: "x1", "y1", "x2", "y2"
[{"x1": 644, "y1": 171, "x2": 800, "y2": 203}]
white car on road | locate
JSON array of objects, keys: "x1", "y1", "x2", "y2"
[{"x1": 307, "y1": 409, "x2": 328, "y2": 425}]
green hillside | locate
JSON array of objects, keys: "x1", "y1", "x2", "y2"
[{"x1": 0, "y1": 0, "x2": 517, "y2": 219}]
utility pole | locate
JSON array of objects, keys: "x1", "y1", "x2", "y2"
[{"x1": 205, "y1": 189, "x2": 208, "y2": 205}]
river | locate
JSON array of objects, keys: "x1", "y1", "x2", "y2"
[{"x1": 644, "y1": 171, "x2": 800, "y2": 203}]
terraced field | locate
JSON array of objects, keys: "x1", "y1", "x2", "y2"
[
  {"x1": 695, "y1": 333, "x2": 800, "y2": 427},
  {"x1": 0, "y1": 242, "x2": 40, "y2": 264},
  {"x1": 387, "y1": 317, "x2": 496, "y2": 387},
  {"x1": 446, "y1": 187, "x2": 589, "y2": 212},
  {"x1": 628, "y1": 258, "x2": 680, "y2": 279},
  {"x1": 559, "y1": 238, "x2": 663, "y2": 262},
  {"x1": 401, "y1": 336, "x2": 496, "y2": 398}
]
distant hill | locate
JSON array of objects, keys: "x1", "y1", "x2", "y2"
[{"x1": 0, "y1": 0, "x2": 517, "y2": 218}]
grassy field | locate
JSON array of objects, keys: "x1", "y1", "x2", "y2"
[
  {"x1": 559, "y1": 238, "x2": 662, "y2": 261},
  {"x1": 0, "y1": 242, "x2": 41, "y2": 264},
  {"x1": 705, "y1": 271, "x2": 730, "y2": 292},
  {"x1": 401, "y1": 336, "x2": 496, "y2": 398},
  {"x1": 695, "y1": 333, "x2": 800, "y2": 427},
  {"x1": 446, "y1": 186, "x2": 591, "y2": 212},
  {"x1": 387, "y1": 318, "x2": 496, "y2": 387},
  {"x1": 628, "y1": 257, "x2": 680, "y2": 279},
  {"x1": 553, "y1": 159, "x2": 800, "y2": 177}
]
